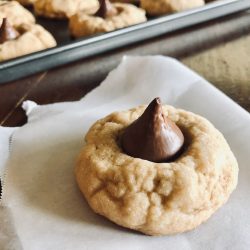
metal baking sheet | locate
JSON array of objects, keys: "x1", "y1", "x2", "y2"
[{"x1": 0, "y1": 0, "x2": 250, "y2": 84}]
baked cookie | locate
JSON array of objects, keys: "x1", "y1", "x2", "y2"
[
  {"x1": 34, "y1": 0, "x2": 99, "y2": 19},
  {"x1": 75, "y1": 98, "x2": 238, "y2": 235},
  {"x1": 15, "y1": 0, "x2": 37, "y2": 6},
  {"x1": 69, "y1": 0, "x2": 147, "y2": 38},
  {"x1": 140, "y1": 0, "x2": 205, "y2": 16},
  {"x1": 0, "y1": 19, "x2": 56, "y2": 61},
  {"x1": 110, "y1": 0, "x2": 139, "y2": 4},
  {"x1": 0, "y1": 1, "x2": 35, "y2": 27}
]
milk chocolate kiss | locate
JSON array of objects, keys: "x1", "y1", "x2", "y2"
[
  {"x1": 0, "y1": 18, "x2": 19, "y2": 44},
  {"x1": 95, "y1": 0, "x2": 118, "y2": 18},
  {"x1": 121, "y1": 98, "x2": 184, "y2": 162}
]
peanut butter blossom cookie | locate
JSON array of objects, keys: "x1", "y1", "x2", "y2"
[
  {"x1": 0, "y1": 1, "x2": 35, "y2": 27},
  {"x1": 110, "y1": 0, "x2": 139, "y2": 3},
  {"x1": 15, "y1": 0, "x2": 37, "y2": 6},
  {"x1": 69, "y1": 0, "x2": 146, "y2": 38},
  {"x1": 0, "y1": 18, "x2": 56, "y2": 61},
  {"x1": 76, "y1": 98, "x2": 238, "y2": 235},
  {"x1": 140, "y1": 0, "x2": 205, "y2": 16},
  {"x1": 34, "y1": 0, "x2": 99, "y2": 19}
]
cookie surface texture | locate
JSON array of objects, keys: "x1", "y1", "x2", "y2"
[{"x1": 75, "y1": 105, "x2": 238, "y2": 235}]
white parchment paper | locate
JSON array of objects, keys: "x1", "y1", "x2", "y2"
[{"x1": 0, "y1": 56, "x2": 250, "y2": 250}]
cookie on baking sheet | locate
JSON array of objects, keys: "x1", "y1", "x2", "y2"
[
  {"x1": 69, "y1": 1, "x2": 146, "y2": 38},
  {"x1": 140, "y1": 0, "x2": 205, "y2": 15},
  {"x1": 15, "y1": 0, "x2": 37, "y2": 6},
  {"x1": 0, "y1": 19, "x2": 56, "y2": 61},
  {"x1": 75, "y1": 98, "x2": 238, "y2": 235},
  {"x1": 0, "y1": 1, "x2": 35, "y2": 27},
  {"x1": 110, "y1": 0, "x2": 139, "y2": 4},
  {"x1": 34, "y1": 0, "x2": 99, "y2": 19}
]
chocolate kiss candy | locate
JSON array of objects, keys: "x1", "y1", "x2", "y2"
[
  {"x1": 0, "y1": 18, "x2": 19, "y2": 44},
  {"x1": 95, "y1": 0, "x2": 118, "y2": 18},
  {"x1": 121, "y1": 98, "x2": 184, "y2": 162}
]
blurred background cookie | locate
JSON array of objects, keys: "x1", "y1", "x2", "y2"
[
  {"x1": 110, "y1": 0, "x2": 140, "y2": 4},
  {"x1": 0, "y1": 18, "x2": 56, "y2": 61},
  {"x1": 69, "y1": 0, "x2": 146, "y2": 38},
  {"x1": 140, "y1": 0, "x2": 205, "y2": 16},
  {"x1": 15, "y1": 0, "x2": 37, "y2": 6},
  {"x1": 0, "y1": 1, "x2": 35, "y2": 27},
  {"x1": 34, "y1": 0, "x2": 99, "y2": 19}
]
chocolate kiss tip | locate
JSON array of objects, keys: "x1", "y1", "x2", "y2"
[
  {"x1": 0, "y1": 18, "x2": 19, "y2": 44},
  {"x1": 95, "y1": 0, "x2": 117, "y2": 19},
  {"x1": 121, "y1": 98, "x2": 184, "y2": 163}
]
